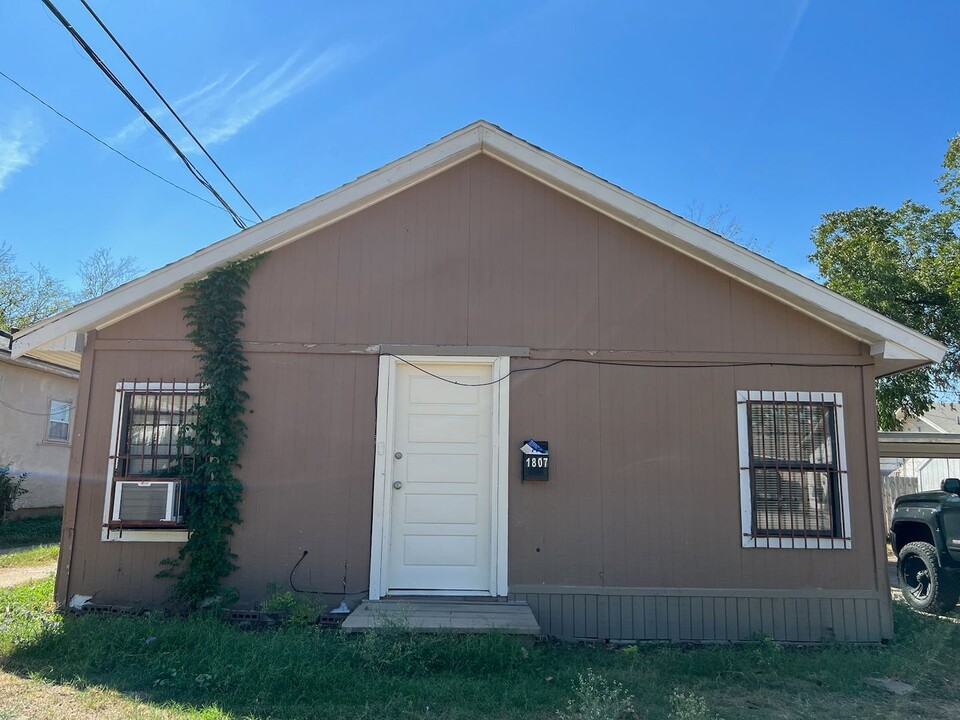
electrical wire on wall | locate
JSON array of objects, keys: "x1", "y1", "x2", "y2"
[
  {"x1": 383, "y1": 353, "x2": 871, "y2": 388},
  {"x1": 289, "y1": 550, "x2": 368, "y2": 598},
  {"x1": 0, "y1": 398, "x2": 73, "y2": 416}
]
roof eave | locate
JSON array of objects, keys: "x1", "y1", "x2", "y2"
[
  {"x1": 11, "y1": 120, "x2": 948, "y2": 376},
  {"x1": 12, "y1": 123, "x2": 487, "y2": 358}
]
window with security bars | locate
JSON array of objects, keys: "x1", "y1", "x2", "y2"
[
  {"x1": 105, "y1": 381, "x2": 203, "y2": 532},
  {"x1": 737, "y1": 391, "x2": 851, "y2": 549}
]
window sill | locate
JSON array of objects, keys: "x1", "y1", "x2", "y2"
[
  {"x1": 742, "y1": 536, "x2": 851, "y2": 550},
  {"x1": 101, "y1": 528, "x2": 189, "y2": 543},
  {"x1": 40, "y1": 439, "x2": 71, "y2": 447}
]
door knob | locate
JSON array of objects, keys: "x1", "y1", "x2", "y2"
[
  {"x1": 393, "y1": 481, "x2": 403, "y2": 490},
  {"x1": 395, "y1": 451, "x2": 403, "y2": 459}
]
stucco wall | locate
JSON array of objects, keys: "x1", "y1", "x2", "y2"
[{"x1": 0, "y1": 356, "x2": 78, "y2": 509}]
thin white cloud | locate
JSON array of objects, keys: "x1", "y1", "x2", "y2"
[
  {"x1": 112, "y1": 73, "x2": 235, "y2": 144},
  {"x1": 114, "y1": 45, "x2": 355, "y2": 149},
  {"x1": 0, "y1": 116, "x2": 44, "y2": 191}
]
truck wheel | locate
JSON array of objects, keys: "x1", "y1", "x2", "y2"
[{"x1": 897, "y1": 542, "x2": 960, "y2": 614}]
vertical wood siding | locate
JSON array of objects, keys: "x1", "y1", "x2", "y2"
[
  {"x1": 64, "y1": 154, "x2": 890, "y2": 641},
  {"x1": 510, "y1": 590, "x2": 889, "y2": 642}
]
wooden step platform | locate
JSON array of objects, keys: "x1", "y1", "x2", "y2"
[{"x1": 341, "y1": 599, "x2": 541, "y2": 635}]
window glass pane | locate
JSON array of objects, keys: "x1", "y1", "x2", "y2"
[
  {"x1": 747, "y1": 398, "x2": 841, "y2": 538},
  {"x1": 118, "y1": 390, "x2": 202, "y2": 477},
  {"x1": 749, "y1": 401, "x2": 834, "y2": 465},
  {"x1": 47, "y1": 400, "x2": 71, "y2": 441},
  {"x1": 47, "y1": 420, "x2": 69, "y2": 441},
  {"x1": 49, "y1": 400, "x2": 71, "y2": 424},
  {"x1": 753, "y1": 469, "x2": 833, "y2": 536}
]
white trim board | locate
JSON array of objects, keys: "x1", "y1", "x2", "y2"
[
  {"x1": 368, "y1": 355, "x2": 510, "y2": 600},
  {"x1": 12, "y1": 121, "x2": 944, "y2": 376}
]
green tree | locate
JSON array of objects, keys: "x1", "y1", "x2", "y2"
[
  {"x1": 0, "y1": 243, "x2": 140, "y2": 332},
  {"x1": 0, "y1": 242, "x2": 71, "y2": 331},
  {"x1": 810, "y1": 133, "x2": 960, "y2": 429}
]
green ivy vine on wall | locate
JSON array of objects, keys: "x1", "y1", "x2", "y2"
[{"x1": 160, "y1": 254, "x2": 264, "y2": 607}]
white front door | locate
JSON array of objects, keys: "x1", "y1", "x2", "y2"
[{"x1": 371, "y1": 356, "x2": 509, "y2": 598}]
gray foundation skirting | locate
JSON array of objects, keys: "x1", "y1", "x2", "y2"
[{"x1": 508, "y1": 586, "x2": 892, "y2": 643}]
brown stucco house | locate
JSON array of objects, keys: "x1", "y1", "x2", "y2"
[{"x1": 12, "y1": 122, "x2": 945, "y2": 642}]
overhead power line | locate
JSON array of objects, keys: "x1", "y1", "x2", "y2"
[
  {"x1": 39, "y1": 0, "x2": 248, "y2": 230},
  {"x1": 0, "y1": 68, "x2": 236, "y2": 215},
  {"x1": 77, "y1": 0, "x2": 263, "y2": 223}
]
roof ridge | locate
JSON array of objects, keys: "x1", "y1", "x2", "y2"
[{"x1": 11, "y1": 121, "x2": 946, "y2": 378}]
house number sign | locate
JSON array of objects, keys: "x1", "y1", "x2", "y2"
[{"x1": 521, "y1": 439, "x2": 549, "y2": 481}]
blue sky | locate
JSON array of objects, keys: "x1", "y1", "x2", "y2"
[{"x1": 0, "y1": 1, "x2": 956, "y2": 291}]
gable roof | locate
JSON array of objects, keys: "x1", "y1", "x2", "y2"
[
  {"x1": 11, "y1": 120, "x2": 946, "y2": 376},
  {"x1": 898, "y1": 403, "x2": 960, "y2": 434}
]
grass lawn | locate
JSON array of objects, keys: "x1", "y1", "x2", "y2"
[
  {"x1": 0, "y1": 515, "x2": 62, "y2": 549},
  {"x1": 0, "y1": 544, "x2": 59, "y2": 569},
  {"x1": 1, "y1": 577, "x2": 958, "y2": 720}
]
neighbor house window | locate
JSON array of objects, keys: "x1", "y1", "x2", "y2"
[
  {"x1": 736, "y1": 391, "x2": 851, "y2": 550},
  {"x1": 46, "y1": 399, "x2": 72, "y2": 442},
  {"x1": 102, "y1": 381, "x2": 203, "y2": 541}
]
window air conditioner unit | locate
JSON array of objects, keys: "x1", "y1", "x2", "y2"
[{"x1": 113, "y1": 480, "x2": 180, "y2": 523}]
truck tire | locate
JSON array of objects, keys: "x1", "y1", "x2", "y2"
[{"x1": 897, "y1": 541, "x2": 960, "y2": 614}]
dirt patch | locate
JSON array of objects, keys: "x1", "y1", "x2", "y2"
[
  {"x1": 0, "y1": 564, "x2": 57, "y2": 589},
  {"x1": 0, "y1": 670, "x2": 180, "y2": 720}
]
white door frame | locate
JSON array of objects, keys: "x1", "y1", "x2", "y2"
[{"x1": 368, "y1": 354, "x2": 509, "y2": 600}]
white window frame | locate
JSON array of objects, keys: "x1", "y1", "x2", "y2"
[
  {"x1": 101, "y1": 381, "x2": 201, "y2": 542},
  {"x1": 45, "y1": 398, "x2": 72, "y2": 444},
  {"x1": 737, "y1": 390, "x2": 852, "y2": 550}
]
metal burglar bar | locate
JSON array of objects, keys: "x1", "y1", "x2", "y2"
[
  {"x1": 107, "y1": 379, "x2": 202, "y2": 529},
  {"x1": 746, "y1": 396, "x2": 840, "y2": 539}
]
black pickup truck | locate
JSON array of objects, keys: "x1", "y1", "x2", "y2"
[{"x1": 889, "y1": 477, "x2": 960, "y2": 613}]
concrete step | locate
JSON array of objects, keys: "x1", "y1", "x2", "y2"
[{"x1": 341, "y1": 599, "x2": 541, "y2": 635}]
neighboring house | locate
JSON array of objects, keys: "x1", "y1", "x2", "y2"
[
  {"x1": 884, "y1": 402, "x2": 960, "y2": 495},
  {"x1": 881, "y1": 402, "x2": 960, "y2": 521},
  {"x1": 0, "y1": 329, "x2": 80, "y2": 512},
  {"x1": 12, "y1": 122, "x2": 945, "y2": 642}
]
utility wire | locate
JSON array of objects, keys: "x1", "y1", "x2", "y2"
[
  {"x1": 0, "y1": 398, "x2": 73, "y2": 416},
  {"x1": 40, "y1": 0, "x2": 248, "y2": 230},
  {"x1": 384, "y1": 353, "x2": 875, "y2": 388},
  {"x1": 78, "y1": 0, "x2": 263, "y2": 223},
  {"x1": 289, "y1": 550, "x2": 368, "y2": 597},
  {"x1": 0, "y1": 68, "x2": 236, "y2": 216}
]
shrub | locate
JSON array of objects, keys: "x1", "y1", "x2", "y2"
[
  {"x1": 259, "y1": 588, "x2": 321, "y2": 626},
  {"x1": 557, "y1": 668, "x2": 637, "y2": 720},
  {"x1": 0, "y1": 466, "x2": 28, "y2": 521},
  {"x1": 669, "y1": 690, "x2": 714, "y2": 720}
]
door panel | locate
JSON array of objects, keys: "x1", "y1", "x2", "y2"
[{"x1": 387, "y1": 363, "x2": 493, "y2": 592}]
